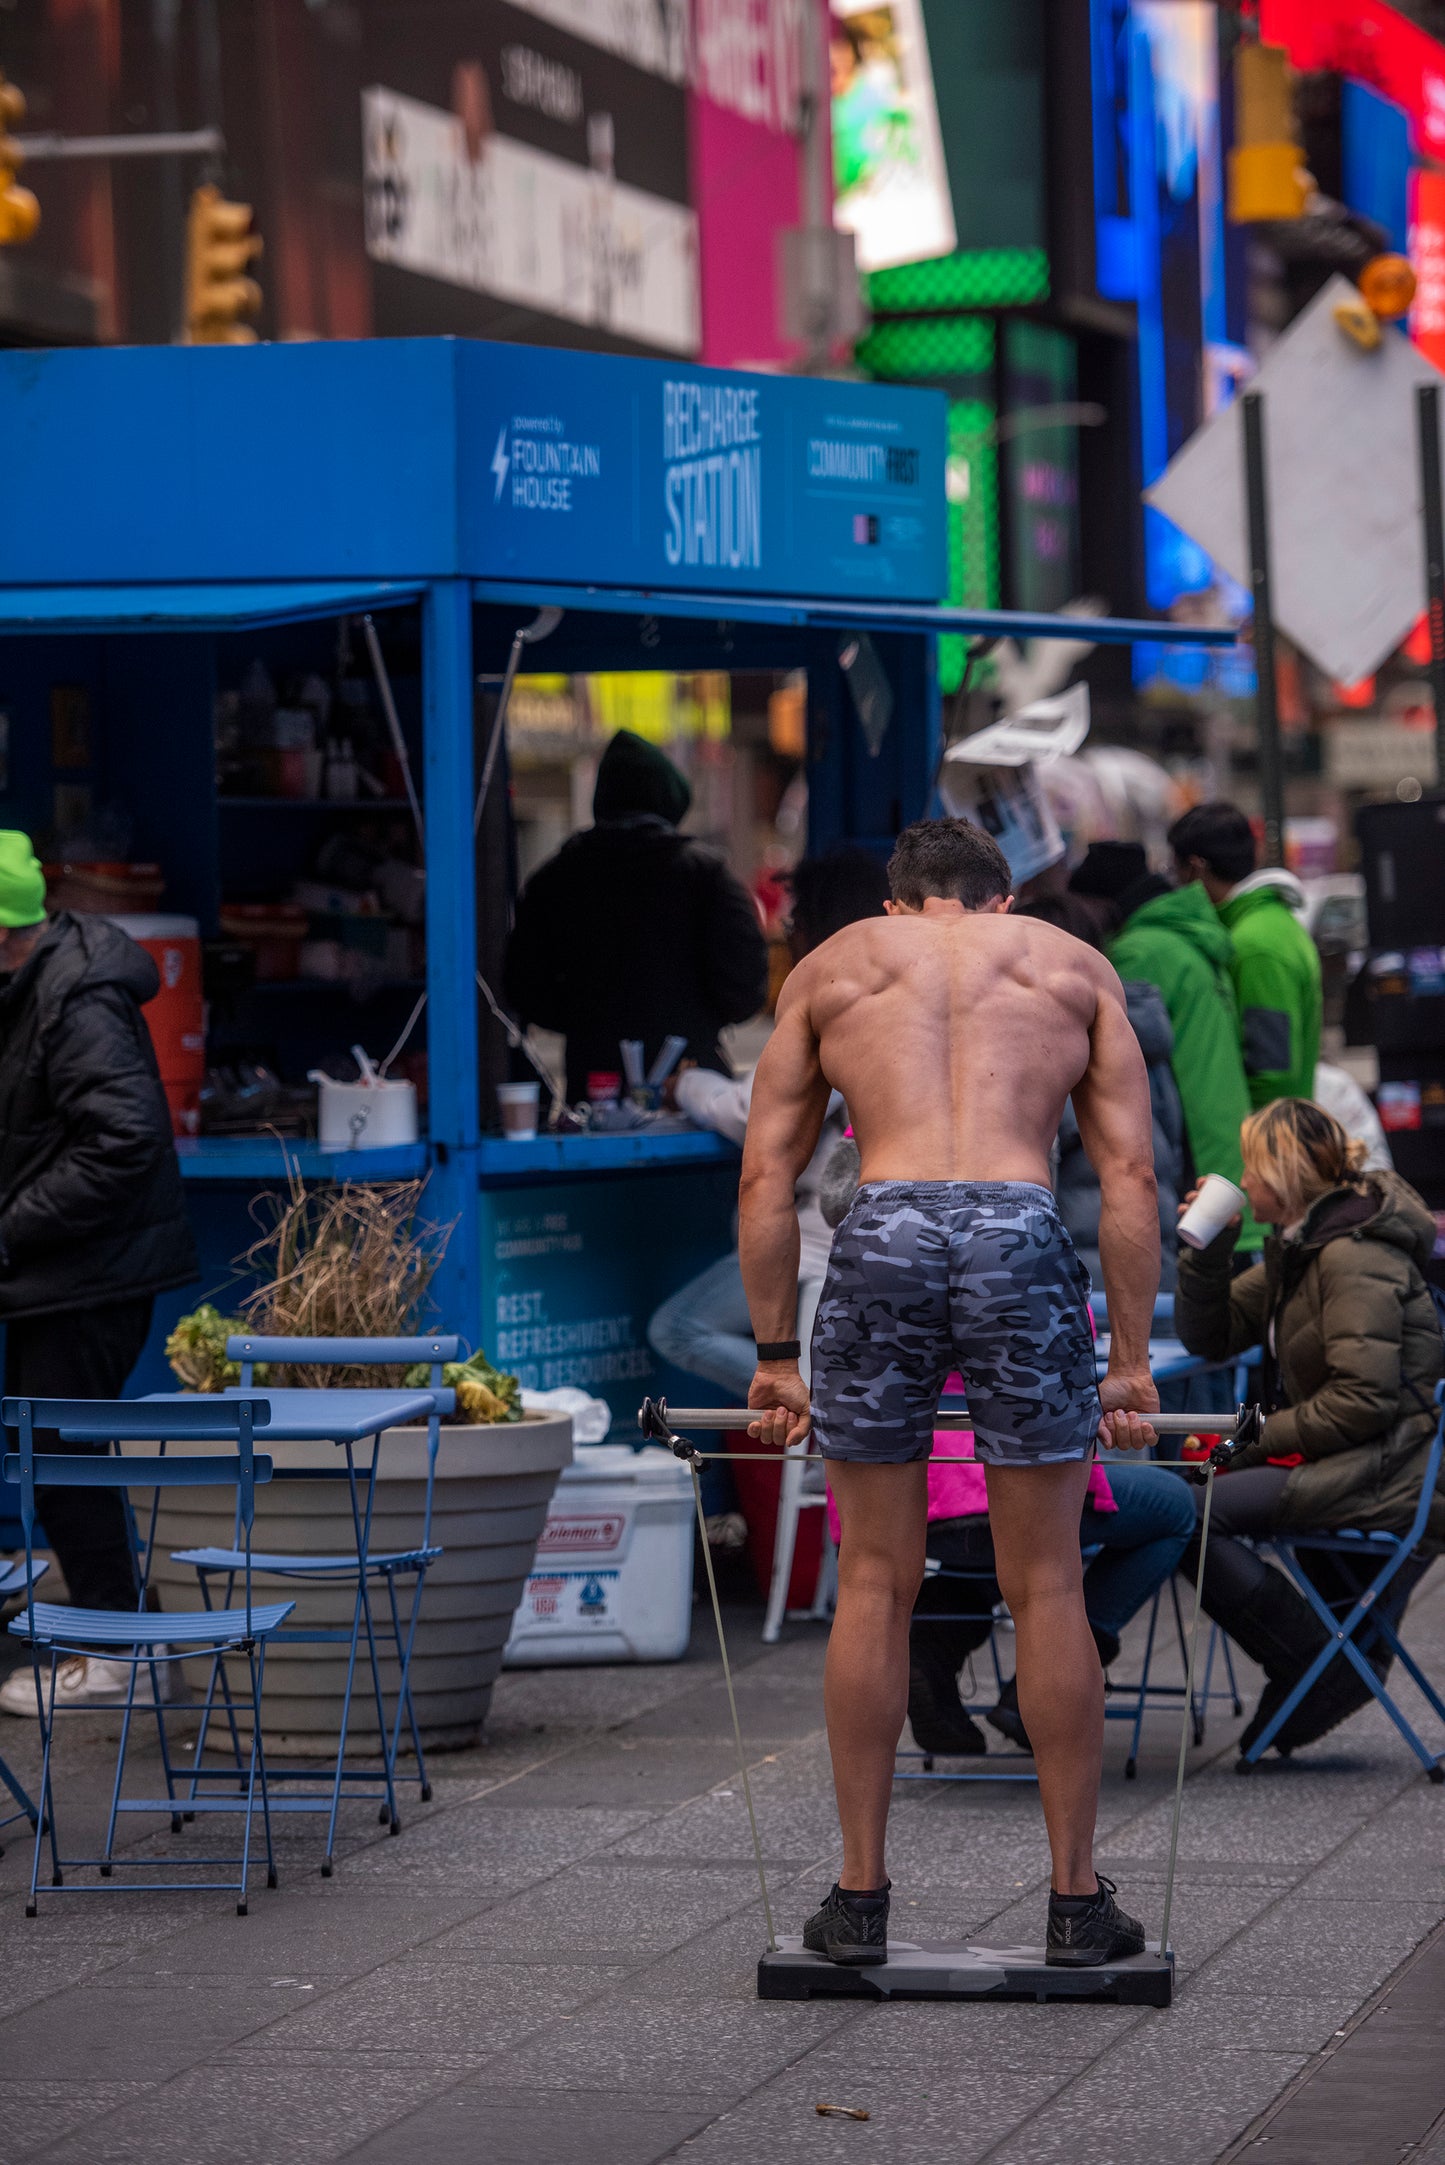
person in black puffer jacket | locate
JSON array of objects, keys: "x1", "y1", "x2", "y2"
[
  {"x1": 0, "y1": 833, "x2": 199, "y2": 1714},
  {"x1": 504, "y1": 730, "x2": 768, "y2": 1104}
]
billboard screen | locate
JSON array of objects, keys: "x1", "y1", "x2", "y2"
[
  {"x1": 829, "y1": 0, "x2": 956, "y2": 271},
  {"x1": 690, "y1": 0, "x2": 816, "y2": 369},
  {"x1": 360, "y1": 0, "x2": 699, "y2": 355}
]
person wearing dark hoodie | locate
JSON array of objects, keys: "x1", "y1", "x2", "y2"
[
  {"x1": 0, "y1": 831, "x2": 199, "y2": 1716},
  {"x1": 1169, "y1": 801, "x2": 1321, "y2": 1110},
  {"x1": 1070, "y1": 839, "x2": 1263, "y2": 1259},
  {"x1": 1174, "y1": 1096, "x2": 1444, "y2": 1755},
  {"x1": 504, "y1": 729, "x2": 769, "y2": 1104}
]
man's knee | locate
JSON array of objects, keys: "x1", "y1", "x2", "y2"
[
  {"x1": 994, "y1": 1540, "x2": 1085, "y2": 1620},
  {"x1": 838, "y1": 1539, "x2": 926, "y2": 1615}
]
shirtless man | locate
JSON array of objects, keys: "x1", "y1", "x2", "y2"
[{"x1": 739, "y1": 817, "x2": 1160, "y2": 1966}]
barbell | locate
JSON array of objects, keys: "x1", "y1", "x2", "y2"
[{"x1": 637, "y1": 1395, "x2": 1263, "y2": 1469}]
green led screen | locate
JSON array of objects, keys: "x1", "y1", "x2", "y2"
[
  {"x1": 855, "y1": 313, "x2": 995, "y2": 382},
  {"x1": 941, "y1": 398, "x2": 1000, "y2": 694},
  {"x1": 865, "y1": 247, "x2": 1049, "y2": 315}
]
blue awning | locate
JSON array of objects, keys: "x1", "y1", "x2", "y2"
[
  {"x1": 472, "y1": 579, "x2": 1238, "y2": 648},
  {"x1": 0, "y1": 580, "x2": 426, "y2": 633}
]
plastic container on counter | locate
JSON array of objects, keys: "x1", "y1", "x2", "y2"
[
  {"x1": 502, "y1": 1445, "x2": 695, "y2": 1665},
  {"x1": 108, "y1": 913, "x2": 204, "y2": 1137}
]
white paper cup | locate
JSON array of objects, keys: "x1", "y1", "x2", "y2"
[
  {"x1": 497, "y1": 1081, "x2": 541, "y2": 1140},
  {"x1": 1177, "y1": 1173, "x2": 1248, "y2": 1250}
]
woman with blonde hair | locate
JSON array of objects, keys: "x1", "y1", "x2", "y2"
[{"x1": 1174, "y1": 1095, "x2": 1444, "y2": 1754}]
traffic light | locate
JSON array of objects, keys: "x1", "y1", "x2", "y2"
[
  {"x1": 1228, "y1": 42, "x2": 1310, "y2": 224},
  {"x1": 184, "y1": 183, "x2": 263, "y2": 344},
  {"x1": 0, "y1": 73, "x2": 39, "y2": 246}
]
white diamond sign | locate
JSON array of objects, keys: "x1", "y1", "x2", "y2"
[{"x1": 1145, "y1": 274, "x2": 1445, "y2": 685}]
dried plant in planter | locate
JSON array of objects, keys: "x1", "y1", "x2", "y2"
[{"x1": 239, "y1": 1173, "x2": 450, "y2": 1389}]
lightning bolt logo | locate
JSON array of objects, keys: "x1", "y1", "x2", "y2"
[{"x1": 491, "y1": 423, "x2": 511, "y2": 504}]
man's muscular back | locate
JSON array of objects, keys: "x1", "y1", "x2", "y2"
[{"x1": 779, "y1": 908, "x2": 1112, "y2": 1187}]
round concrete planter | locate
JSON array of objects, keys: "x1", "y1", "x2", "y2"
[{"x1": 129, "y1": 1413, "x2": 572, "y2": 1750}]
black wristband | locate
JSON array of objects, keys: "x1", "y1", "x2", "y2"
[{"x1": 755, "y1": 1339, "x2": 801, "y2": 1362}]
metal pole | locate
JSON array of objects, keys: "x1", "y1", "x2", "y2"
[
  {"x1": 14, "y1": 128, "x2": 224, "y2": 161},
  {"x1": 1159, "y1": 1465, "x2": 1215, "y2": 1960},
  {"x1": 1241, "y1": 392, "x2": 1286, "y2": 867},
  {"x1": 1416, "y1": 383, "x2": 1445, "y2": 790},
  {"x1": 655, "y1": 1405, "x2": 1244, "y2": 1437},
  {"x1": 421, "y1": 580, "x2": 482, "y2": 1351}
]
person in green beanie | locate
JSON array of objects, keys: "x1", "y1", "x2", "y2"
[
  {"x1": 0, "y1": 828, "x2": 46, "y2": 934},
  {"x1": 1169, "y1": 802, "x2": 1322, "y2": 1110},
  {"x1": 1070, "y1": 841, "x2": 1263, "y2": 1257},
  {"x1": 504, "y1": 729, "x2": 768, "y2": 1104},
  {"x1": 0, "y1": 831, "x2": 198, "y2": 1717}
]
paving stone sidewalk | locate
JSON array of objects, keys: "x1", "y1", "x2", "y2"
[{"x1": 2, "y1": 1565, "x2": 1445, "y2": 2165}]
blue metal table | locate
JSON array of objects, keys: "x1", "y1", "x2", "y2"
[{"x1": 142, "y1": 1387, "x2": 441, "y2": 1868}]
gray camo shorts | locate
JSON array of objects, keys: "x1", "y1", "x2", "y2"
[{"x1": 810, "y1": 1180, "x2": 1100, "y2": 1467}]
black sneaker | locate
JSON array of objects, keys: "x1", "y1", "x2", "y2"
[
  {"x1": 1045, "y1": 1876, "x2": 1146, "y2": 1968},
  {"x1": 802, "y1": 1881, "x2": 890, "y2": 1966}
]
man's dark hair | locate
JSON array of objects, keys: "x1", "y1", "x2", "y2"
[
  {"x1": 887, "y1": 818, "x2": 1012, "y2": 910},
  {"x1": 788, "y1": 847, "x2": 890, "y2": 952},
  {"x1": 1168, "y1": 802, "x2": 1256, "y2": 885}
]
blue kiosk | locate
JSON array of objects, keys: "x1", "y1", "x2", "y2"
[{"x1": 0, "y1": 339, "x2": 1228, "y2": 1416}]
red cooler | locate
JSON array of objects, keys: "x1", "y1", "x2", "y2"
[{"x1": 108, "y1": 913, "x2": 204, "y2": 1137}]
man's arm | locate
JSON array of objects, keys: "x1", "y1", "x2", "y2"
[
  {"x1": 737, "y1": 971, "x2": 831, "y2": 1448},
  {"x1": 1070, "y1": 967, "x2": 1161, "y2": 1447}
]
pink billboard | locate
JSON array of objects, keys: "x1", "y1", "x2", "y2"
[{"x1": 690, "y1": 0, "x2": 832, "y2": 368}]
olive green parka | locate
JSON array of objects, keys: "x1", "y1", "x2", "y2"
[{"x1": 1174, "y1": 1171, "x2": 1445, "y2": 1539}]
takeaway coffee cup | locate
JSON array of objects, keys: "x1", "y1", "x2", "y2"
[
  {"x1": 497, "y1": 1081, "x2": 541, "y2": 1141},
  {"x1": 1177, "y1": 1173, "x2": 1248, "y2": 1251}
]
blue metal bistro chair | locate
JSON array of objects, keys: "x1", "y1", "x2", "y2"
[
  {"x1": 173, "y1": 1335, "x2": 456, "y2": 1867},
  {"x1": 1237, "y1": 1391, "x2": 1445, "y2": 1780},
  {"x1": 1, "y1": 1395, "x2": 291, "y2": 1915},
  {"x1": 0, "y1": 1554, "x2": 47, "y2": 1852}
]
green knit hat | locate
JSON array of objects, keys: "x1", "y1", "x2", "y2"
[{"x1": 0, "y1": 831, "x2": 46, "y2": 928}]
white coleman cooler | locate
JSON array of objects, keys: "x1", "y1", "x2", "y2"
[{"x1": 503, "y1": 1445, "x2": 695, "y2": 1665}]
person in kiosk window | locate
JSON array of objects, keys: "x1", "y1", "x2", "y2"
[
  {"x1": 504, "y1": 729, "x2": 768, "y2": 1105},
  {"x1": 739, "y1": 817, "x2": 1160, "y2": 1968},
  {"x1": 0, "y1": 831, "x2": 199, "y2": 1717}
]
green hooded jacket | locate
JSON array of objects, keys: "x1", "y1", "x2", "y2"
[
  {"x1": 1109, "y1": 882, "x2": 1263, "y2": 1251},
  {"x1": 1216, "y1": 871, "x2": 1322, "y2": 1109}
]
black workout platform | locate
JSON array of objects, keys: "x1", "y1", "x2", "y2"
[{"x1": 757, "y1": 1937, "x2": 1175, "y2": 2006}]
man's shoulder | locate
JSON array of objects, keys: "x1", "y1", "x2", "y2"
[{"x1": 1006, "y1": 911, "x2": 1113, "y2": 989}]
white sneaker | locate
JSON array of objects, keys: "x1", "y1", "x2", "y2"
[{"x1": 0, "y1": 1653, "x2": 169, "y2": 1716}]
